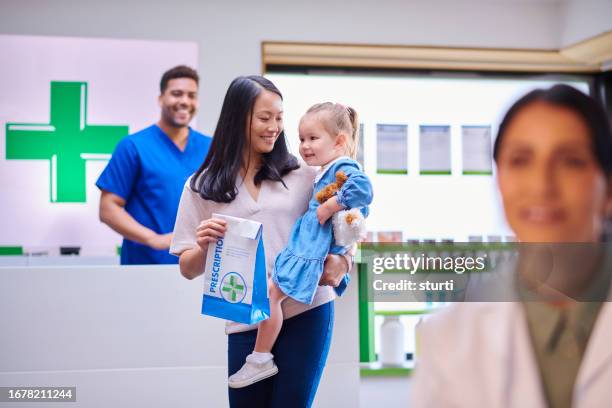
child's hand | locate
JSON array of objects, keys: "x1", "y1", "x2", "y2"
[
  {"x1": 317, "y1": 204, "x2": 335, "y2": 225},
  {"x1": 317, "y1": 196, "x2": 343, "y2": 225}
]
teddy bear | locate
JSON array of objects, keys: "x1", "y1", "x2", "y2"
[{"x1": 316, "y1": 171, "x2": 367, "y2": 247}]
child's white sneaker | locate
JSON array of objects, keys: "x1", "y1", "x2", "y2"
[{"x1": 228, "y1": 353, "x2": 278, "y2": 388}]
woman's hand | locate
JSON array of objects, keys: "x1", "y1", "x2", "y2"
[
  {"x1": 319, "y1": 253, "x2": 352, "y2": 287},
  {"x1": 179, "y1": 218, "x2": 227, "y2": 281},
  {"x1": 196, "y1": 218, "x2": 227, "y2": 251}
]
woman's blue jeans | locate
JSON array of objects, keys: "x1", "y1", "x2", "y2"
[{"x1": 228, "y1": 301, "x2": 334, "y2": 408}]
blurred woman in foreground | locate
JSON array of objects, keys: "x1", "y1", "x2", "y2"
[{"x1": 411, "y1": 84, "x2": 612, "y2": 408}]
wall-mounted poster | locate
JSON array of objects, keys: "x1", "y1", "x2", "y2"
[
  {"x1": 376, "y1": 124, "x2": 407, "y2": 174},
  {"x1": 462, "y1": 125, "x2": 493, "y2": 175},
  {"x1": 0, "y1": 35, "x2": 198, "y2": 252},
  {"x1": 419, "y1": 125, "x2": 451, "y2": 175}
]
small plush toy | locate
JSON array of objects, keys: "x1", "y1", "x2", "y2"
[
  {"x1": 316, "y1": 171, "x2": 367, "y2": 247},
  {"x1": 316, "y1": 171, "x2": 348, "y2": 203}
]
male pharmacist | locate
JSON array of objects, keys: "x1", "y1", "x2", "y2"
[{"x1": 97, "y1": 65, "x2": 211, "y2": 264}]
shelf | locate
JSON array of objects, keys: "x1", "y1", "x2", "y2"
[
  {"x1": 360, "y1": 362, "x2": 414, "y2": 377},
  {"x1": 374, "y1": 309, "x2": 432, "y2": 316}
]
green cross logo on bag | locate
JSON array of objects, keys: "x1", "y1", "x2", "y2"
[{"x1": 221, "y1": 272, "x2": 247, "y2": 303}]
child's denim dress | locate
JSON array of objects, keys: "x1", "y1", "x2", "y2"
[{"x1": 272, "y1": 157, "x2": 373, "y2": 304}]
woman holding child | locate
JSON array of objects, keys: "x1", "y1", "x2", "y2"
[{"x1": 170, "y1": 75, "x2": 370, "y2": 408}]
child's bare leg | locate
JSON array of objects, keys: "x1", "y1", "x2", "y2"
[
  {"x1": 254, "y1": 280, "x2": 287, "y2": 353},
  {"x1": 227, "y1": 279, "x2": 284, "y2": 388}
]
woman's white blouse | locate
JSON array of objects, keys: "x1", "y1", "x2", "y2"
[{"x1": 170, "y1": 163, "x2": 335, "y2": 334}]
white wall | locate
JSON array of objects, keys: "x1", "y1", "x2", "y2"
[
  {"x1": 560, "y1": 0, "x2": 612, "y2": 46},
  {"x1": 0, "y1": 0, "x2": 563, "y2": 136},
  {"x1": 267, "y1": 73, "x2": 590, "y2": 241}
]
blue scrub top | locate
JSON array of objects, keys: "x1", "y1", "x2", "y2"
[{"x1": 96, "y1": 124, "x2": 211, "y2": 264}]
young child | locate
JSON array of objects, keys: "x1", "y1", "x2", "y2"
[{"x1": 228, "y1": 102, "x2": 373, "y2": 388}]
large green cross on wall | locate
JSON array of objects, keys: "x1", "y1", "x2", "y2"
[{"x1": 5, "y1": 82, "x2": 128, "y2": 203}]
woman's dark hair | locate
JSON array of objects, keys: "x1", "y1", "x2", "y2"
[
  {"x1": 190, "y1": 75, "x2": 299, "y2": 202},
  {"x1": 493, "y1": 84, "x2": 612, "y2": 177}
]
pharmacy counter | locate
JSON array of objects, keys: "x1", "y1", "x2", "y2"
[{"x1": 0, "y1": 265, "x2": 359, "y2": 407}]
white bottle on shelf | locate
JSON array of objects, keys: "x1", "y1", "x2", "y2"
[{"x1": 379, "y1": 315, "x2": 405, "y2": 366}]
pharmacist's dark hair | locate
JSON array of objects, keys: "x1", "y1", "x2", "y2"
[
  {"x1": 493, "y1": 84, "x2": 612, "y2": 177},
  {"x1": 160, "y1": 65, "x2": 199, "y2": 93},
  {"x1": 190, "y1": 75, "x2": 299, "y2": 203}
]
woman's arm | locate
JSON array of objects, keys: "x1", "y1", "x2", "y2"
[{"x1": 179, "y1": 246, "x2": 206, "y2": 280}]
